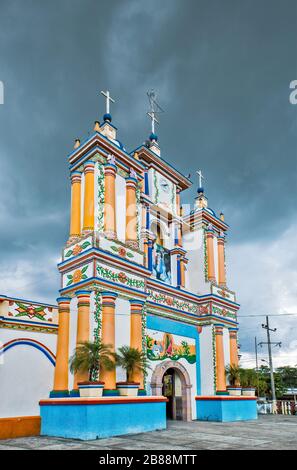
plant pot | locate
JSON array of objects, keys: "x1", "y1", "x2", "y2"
[
  {"x1": 78, "y1": 381, "x2": 105, "y2": 398},
  {"x1": 116, "y1": 382, "x2": 140, "y2": 397},
  {"x1": 227, "y1": 386, "x2": 242, "y2": 396},
  {"x1": 242, "y1": 387, "x2": 256, "y2": 397}
]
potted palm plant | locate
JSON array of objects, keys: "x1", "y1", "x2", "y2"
[
  {"x1": 225, "y1": 364, "x2": 242, "y2": 396},
  {"x1": 115, "y1": 345, "x2": 149, "y2": 397},
  {"x1": 240, "y1": 368, "x2": 257, "y2": 396},
  {"x1": 69, "y1": 340, "x2": 115, "y2": 397}
]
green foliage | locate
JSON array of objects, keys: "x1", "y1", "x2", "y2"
[
  {"x1": 225, "y1": 364, "x2": 241, "y2": 386},
  {"x1": 239, "y1": 368, "x2": 257, "y2": 388},
  {"x1": 115, "y1": 345, "x2": 150, "y2": 382},
  {"x1": 146, "y1": 335, "x2": 153, "y2": 349},
  {"x1": 239, "y1": 365, "x2": 297, "y2": 398},
  {"x1": 69, "y1": 340, "x2": 115, "y2": 382},
  {"x1": 181, "y1": 341, "x2": 190, "y2": 356}
]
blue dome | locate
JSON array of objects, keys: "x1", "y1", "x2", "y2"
[
  {"x1": 197, "y1": 186, "x2": 204, "y2": 194},
  {"x1": 103, "y1": 113, "x2": 112, "y2": 122},
  {"x1": 149, "y1": 132, "x2": 158, "y2": 141}
]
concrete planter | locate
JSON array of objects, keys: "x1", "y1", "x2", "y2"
[
  {"x1": 116, "y1": 382, "x2": 140, "y2": 397},
  {"x1": 227, "y1": 386, "x2": 242, "y2": 396},
  {"x1": 242, "y1": 388, "x2": 256, "y2": 397},
  {"x1": 78, "y1": 381, "x2": 105, "y2": 398}
]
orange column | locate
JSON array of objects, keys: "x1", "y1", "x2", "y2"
[
  {"x1": 215, "y1": 325, "x2": 227, "y2": 393},
  {"x1": 73, "y1": 290, "x2": 91, "y2": 388},
  {"x1": 70, "y1": 171, "x2": 82, "y2": 238},
  {"x1": 218, "y1": 232, "x2": 226, "y2": 286},
  {"x1": 100, "y1": 292, "x2": 118, "y2": 390},
  {"x1": 229, "y1": 329, "x2": 239, "y2": 367},
  {"x1": 104, "y1": 163, "x2": 117, "y2": 239},
  {"x1": 82, "y1": 161, "x2": 95, "y2": 232},
  {"x1": 125, "y1": 175, "x2": 138, "y2": 249},
  {"x1": 129, "y1": 300, "x2": 145, "y2": 387},
  {"x1": 180, "y1": 257, "x2": 187, "y2": 288},
  {"x1": 206, "y1": 226, "x2": 216, "y2": 282},
  {"x1": 51, "y1": 297, "x2": 71, "y2": 396}
]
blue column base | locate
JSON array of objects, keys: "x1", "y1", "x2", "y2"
[
  {"x1": 49, "y1": 390, "x2": 69, "y2": 398},
  {"x1": 138, "y1": 389, "x2": 147, "y2": 396},
  {"x1": 69, "y1": 389, "x2": 80, "y2": 397},
  {"x1": 103, "y1": 389, "x2": 120, "y2": 396}
]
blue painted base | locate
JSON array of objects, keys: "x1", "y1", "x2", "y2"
[
  {"x1": 196, "y1": 396, "x2": 257, "y2": 422},
  {"x1": 69, "y1": 389, "x2": 80, "y2": 397},
  {"x1": 103, "y1": 389, "x2": 120, "y2": 396},
  {"x1": 138, "y1": 389, "x2": 147, "y2": 396},
  {"x1": 40, "y1": 397, "x2": 167, "y2": 440},
  {"x1": 49, "y1": 390, "x2": 69, "y2": 398}
]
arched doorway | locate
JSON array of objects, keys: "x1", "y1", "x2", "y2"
[{"x1": 151, "y1": 361, "x2": 192, "y2": 421}]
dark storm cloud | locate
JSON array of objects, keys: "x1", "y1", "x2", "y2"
[{"x1": 0, "y1": 0, "x2": 296, "y2": 363}]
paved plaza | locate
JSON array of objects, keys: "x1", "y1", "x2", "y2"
[{"x1": 0, "y1": 415, "x2": 296, "y2": 450}]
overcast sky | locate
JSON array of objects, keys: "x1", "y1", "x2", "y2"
[{"x1": 0, "y1": 0, "x2": 296, "y2": 367}]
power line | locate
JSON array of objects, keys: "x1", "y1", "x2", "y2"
[{"x1": 239, "y1": 313, "x2": 297, "y2": 317}]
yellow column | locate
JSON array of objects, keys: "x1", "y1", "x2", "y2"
[
  {"x1": 73, "y1": 290, "x2": 91, "y2": 388},
  {"x1": 82, "y1": 161, "x2": 95, "y2": 232},
  {"x1": 129, "y1": 300, "x2": 145, "y2": 387},
  {"x1": 218, "y1": 232, "x2": 226, "y2": 286},
  {"x1": 180, "y1": 257, "x2": 187, "y2": 288},
  {"x1": 52, "y1": 297, "x2": 71, "y2": 396},
  {"x1": 215, "y1": 325, "x2": 227, "y2": 392},
  {"x1": 100, "y1": 292, "x2": 118, "y2": 390},
  {"x1": 206, "y1": 226, "x2": 216, "y2": 282},
  {"x1": 125, "y1": 175, "x2": 138, "y2": 249},
  {"x1": 69, "y1": 171, "x2": 82, "y2": 238},
  {"x1": 104, "y1": 163, "x2": 117, "y2": 239},
  {"x1": 229, "y1": 329, "x2": 239, "y2": 367}
]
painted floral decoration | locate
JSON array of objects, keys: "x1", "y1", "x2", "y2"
[
  {"x1": 66, "y1": 266, "x2": 88, "y2": 286},
  {"x1": 65, "y1": 241, "x2": 91, "y2": 258},
  {"x1": 118, "y1": 272, "x2": 128, "y2": 283},
  {"x1": 110, "y1": 245, "x2": 134, "y2": 258},
  {"x1": 15, "y1": 302, "x2": 47, "y2": 321}
]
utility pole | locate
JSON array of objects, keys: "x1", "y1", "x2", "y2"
[
  {"x1": 259, "y1": 316, "x2": 281, "y2": 405},
  {"x1": 255, "y1": 336, "x2": 260, "y2": 396}
]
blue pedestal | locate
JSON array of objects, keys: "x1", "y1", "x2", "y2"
[
  {"x1": 195, "y1": 396, "x2": 257, "y2": 422},
  {"x1": 40, "y1": 396, "x2": 167, "y2": 440}
]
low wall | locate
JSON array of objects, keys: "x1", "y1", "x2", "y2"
[
  {"x1": 40, "y1": 396, "x2": 167, "y2": 440},
  {"x1": 195, "y1": 396, "x2": 258, "y2": 422},
  {"x1": 0, "y1": 416, "x2": 41, "y2": 439}
]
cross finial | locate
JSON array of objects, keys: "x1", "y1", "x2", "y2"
[
  {"x1": 147, "y1": 90, "x2": 164, "y2": 139},
  {"x1": 101, "y1": 90, "x2": 115, "y2": 117},
  {"x1": 147, "y1": 111, "x2": 159, "y2": 134},
  {"x1": 196, "y1": 170, "x2": 205, "y2": 189}
]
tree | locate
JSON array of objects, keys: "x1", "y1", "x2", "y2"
[
  {"x1": 69, "y1": 340, "x2": 115, "y2": 382},
  {"x1": 115, "y1": 346, "x2": 150, "y2": 382},
  {"x1": 225, "y1": 365, "x2": 241, "y2": 387}
]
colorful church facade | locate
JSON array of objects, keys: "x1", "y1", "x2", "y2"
[{"x1": 0, "y1": 92, "x2": 256, "y2": 439}]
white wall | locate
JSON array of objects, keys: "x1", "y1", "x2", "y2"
[
  {"x1": 0, "y1": 329, "x2": 56, "y2": 418},
  {"x1": 116, "y1": 174, "x2": 126, "y2": 242},
  {"x1": 68, "y1": 296, "x2": 78, "y2": 390},
  {"x1": 199, "y1": 325, "x2": 215, "y2": 395},
  {"x1": 115, "y1": 297, "x2": 130, "y2": 382},
  {"x1": 80, "y1": 170, "x2": 85, "y2": 232},
  {"x1": 213, "y1": 235, "x2": 219, "y2": 283},
  {"x1": 223, "y1": 327, "x2": 230, "y2": 368},
  {"x1": 183, "y1": 229, "x2": 208, "y2": 295}
]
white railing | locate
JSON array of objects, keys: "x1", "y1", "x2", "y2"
[{"x1": 257, "y1": 400, "x2": 297, "y2": 415}]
